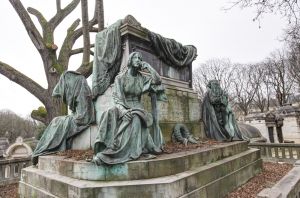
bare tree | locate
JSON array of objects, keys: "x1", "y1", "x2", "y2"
[
  {"x1": 228, "y1": 0, "x2": 300, "y2": 42},
  {"x1": 0, "y1": 110, "x2": 44, "y2": 142},
  {"x1": 231, "y1": 64, "x2": 259, "y2": 116},
  {"x1": 192, "y1": 58, "x2": 235, "y2": 102},
  {"x1": 250, "y1": 63, "x2": 272, "y2": 112},
  {"x1": 287, "y1": 40, "x2": 300, "y2": 87},
  {"x1": 265, "y1": 49, "x2": 296, "y2": 106},
  {"x1": 0, "y1": 0, "x2": 104, "y2": 124},
  {"x1": 228, "y1": 0, "x2": 300, "y2": 24}
]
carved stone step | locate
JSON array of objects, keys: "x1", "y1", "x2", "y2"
[
  {"x1": 19, "y1": 148, "x2": 261, "y2": 198},
  {"x1": 38, "y1": 141, "x2": 248, "y2": 181}
]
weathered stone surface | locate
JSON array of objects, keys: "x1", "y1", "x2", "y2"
[
  {"x1": 72, "y1": 84, "x2": 204, "y2": 149},
  {"x1": 38, "y1": 141, "x2": 249, "y2": 181},
  {"x1": 71, "y1": 22, "x2": 204, "y2": 150},
  {"x1": 257, "y1": 161, "x2": 300, "y2": 198},
  {"x1": 19, "y1": 148, "x2": 261, "y2": 198}
]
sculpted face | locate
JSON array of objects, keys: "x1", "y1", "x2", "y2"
[
  {"x1": 131, "y1": 53, "x2": 142, "y2": 69},
  {"x1": 208, "y1": 80, "x2": 220, "y2": 94}
]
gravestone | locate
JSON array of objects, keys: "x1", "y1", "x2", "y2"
[
  {"x1": 0, "y1": 138, "x2": 9, "y2": 158},
  {"x1": 4, "y1": 137, "x2": 33, "y2": 159}
]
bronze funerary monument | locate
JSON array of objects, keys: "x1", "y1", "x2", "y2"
[{"x1": 19, "y1": 16, "x2": 262, "y2": 198}]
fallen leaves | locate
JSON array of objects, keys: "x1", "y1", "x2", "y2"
[{"x1": 226, "y1": 162, "x2": 293, "y2": 198}]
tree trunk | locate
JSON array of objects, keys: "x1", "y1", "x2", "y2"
[{"x1": 1, "y1": 0, "x2": 102, "y2": 125}]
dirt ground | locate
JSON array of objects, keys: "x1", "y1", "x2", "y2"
[
  {"x1": 226, "y1": 162, "x2": 293, "y2": 198},
  {"x1": 0, "y1": 183, "x2": 18, "y2": 198}
]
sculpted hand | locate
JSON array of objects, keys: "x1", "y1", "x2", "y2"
[
  {"x1": 141, "y1": 62, "x2": 150, "y2": 71},
  {"x1": 123, "y1": 109, "x2": 133, "y2": 121}
]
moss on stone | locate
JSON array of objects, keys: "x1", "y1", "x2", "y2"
[
  {"x1": 32, "y1": 106, "x2": 47, "y2": 118},
  {"x1": 52, "y1": 63, "x2": 64, "y2": 74}
]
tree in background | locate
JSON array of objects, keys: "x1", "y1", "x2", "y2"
[
  {"x1": 0, "y1": 110, "x2": 45, "y2": 142},
  {"x1": 0, "y1": 0, "x2": 104, "y2": 124},
  {"x1": 265, "y1": 49, "x2": 296, "y2": 106},
  {"x1": 230, "y1": 64, "x2": 262, "y2": 116},
  {"x1": 192, "y1": 51, "x2": 297, "y2": 118},
  {"x1": 251, "y1": 63, "x2": 272, "y2": 112},
  {"x1": 192, "y1": 58, "x2": 235, "y2": 103},
  {"x1": 287, "y1": 38, "x2": 300, "y2": 87},
  {"x1": 229, "y1": 0, "x2": 299, "y2": 25}
]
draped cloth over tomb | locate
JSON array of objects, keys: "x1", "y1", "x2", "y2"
[
  {"x1": 92, "y1": 20, "x2": 123, "y2": 98},
  {"x1": 32, "y1": 71, "x2": 95, "y2": 161},
  {"x1": 92, "y1": 18, "x2": 198, "y2": 99},
  {"x1": 148, "y1": 31, "x2": 197, "y2": 67}
]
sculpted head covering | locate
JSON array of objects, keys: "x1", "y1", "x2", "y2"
[{"x1": 127, "y1": 52, "x2": 142, "y2": 68}]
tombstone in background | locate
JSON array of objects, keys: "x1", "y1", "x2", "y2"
[
  {"x1": 265, "y1": 112, "x2": 276, "y2": 143},
  {"x1": 275, "y1": 114, "x2": 284, "y2": 143},
  {"x1": 4, "y1": 137, "x2": 32, "y2": 159},
  {"x1": 0, "y1": 138, "x2": 9, "y2": 158},
  {"x1": 265, "y1": 112, "x2": 285, "y2": 143}
]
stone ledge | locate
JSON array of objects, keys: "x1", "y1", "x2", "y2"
[
  {"x1": 19, "y1": 181, "x2": 58, "y2": 198},
  {"x1": 180, "y1": 159, "x2": 263, "y2": 198},
  {"x1": 20, "y1": 148, "x2": 261, "y2": 198},
  {"x1": 39, "y1": 141, "x2": 248, "y2": 181},
  {"x1": 257, "y1": 161, "x2": 300, "y2": 198}
]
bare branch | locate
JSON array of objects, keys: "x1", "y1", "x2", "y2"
[
  {"x1": 228, "y1": 0, "x2": 300, "y2": 26},
  {"x1": 73, "y1": 18, "x2": 99, "y2": 41},
  {"x1": 96, "y1": 0, "x2": 104, "y2": 31},
  {"x1": 56, "y1": 0, "x2": 61, "y2": 11},
  {"x1": 58, "y1": 19, "x2": 81, "y2": 70},
  {"x1": 81, "y1": 0, "x2": 91, "y2": 65},
  {"x1": 27, "y1": 7, "x2": 47, "y2": 30},
  {"x1": 9, "y1": 0, "x2": 45, "y2": 51},
  {"x1": 70, "y1": 44, "x2": 95, "y2": 56},
  {"x1": 76, "y1": 61, "x2": 93, "y2": 78},
  {"x1": 49, "y1": 0, "x2": 80, "y2": 29},
  {"x1": 0, "y1": 61, "x2": 47, "y2": 104}
]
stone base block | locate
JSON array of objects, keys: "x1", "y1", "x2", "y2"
[
  {"x1": 19, "y1": 142, "x2": 262, "y2": 198},
  {"x1": 39, "y1": 141, "x2": 249, "y2": 181}
]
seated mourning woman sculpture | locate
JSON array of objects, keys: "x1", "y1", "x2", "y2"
[
  {"x1": 32, "y1": 71, "x2": 95, "y2": 165},
  {"x1": 202, "y1": 80, "x2": 243, "y2": 141},
  {"x1": 93, "y1": 52, "x2": 165, "y2": 165}
]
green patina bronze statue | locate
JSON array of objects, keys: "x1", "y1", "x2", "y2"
[
  {"x1": 202, "y1": 80, "x2": 243, "y2": 141},
  {"x1": 171, "y1": 123, "x2": 198, "y2": 146},
  {"x1": 32, "y1": 71, "x2": 95, "y2": 165},
  {"x1": 92, "y1": 52, "x2": 166, "y2": 165}
]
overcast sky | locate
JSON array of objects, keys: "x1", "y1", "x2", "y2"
[{"x1": 0, "y1": 0, "x2": 286, "y2": 117}]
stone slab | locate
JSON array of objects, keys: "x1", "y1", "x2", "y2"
[
  {"x1": 180, "y1": 159, "x2": 263, "y2": 198},
  {"x1": 20, "y1": 148, "x2": 261, "y2": 198},
  {"x1": 39, "y1": 141, "x2": 249, "y2": 181},
  {"x1": 257, "y1": 165, "x2": 300, "y2": 198}
]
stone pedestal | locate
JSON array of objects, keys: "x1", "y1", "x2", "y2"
[{"x1": 19, "y1": 141, "x2": 262, "y2": 198}]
